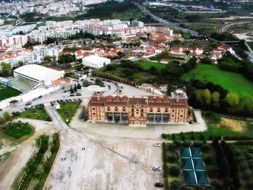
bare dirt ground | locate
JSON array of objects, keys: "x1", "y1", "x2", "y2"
[
  {"x1": 0, "y1": 119, "x2": 58, "y2": 190},
  {"x1": 45, "y1": 130, "x2": 163, "y2": 190},
  {"x1": 44, "y1": 106, "x2": 206, "y2": 190}
]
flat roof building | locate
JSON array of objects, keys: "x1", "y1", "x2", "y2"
[
  {"x1": 82, "y1": 55, "x2": 111, "y2": 69},
  {"x1": 13, "y1": 64, "x2": 65, "y2": 86}
]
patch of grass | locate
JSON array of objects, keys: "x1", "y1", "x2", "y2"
[
  {"x1": 0, "y1": 84, "x2": 21, "y2": 101},
  {"x1": 57, "y1": 100, "x2": 81, "y2": 124},
  {"x1": 16, "y1": 105, "x2": 51, "y2": 121},
  {"x1": 135, "y1": 60, "x2": 167, "y2": 70},
  {"x1": 1, "y1": 122, "x2": 34, "y2": 140},
  {"x1": 182, "y1": 64, "x2": 253, "y2": 98}
]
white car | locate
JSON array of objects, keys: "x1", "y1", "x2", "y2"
[{"x1": 153, "y1": 166, "x2": 162, "y2": 171}]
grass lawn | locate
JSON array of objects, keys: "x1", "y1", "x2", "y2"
[
  {"x1": 1, "y1": 122, "x2": 34, "y2": 140},
  {"x1": 17, "y1": 105, "x2": 51, "y2": 121},
  {"x1": 57, "y1": 100, "x2": 81, "y2": 124},
  {"x1": 182, "y1": 64, "x2": 253, "y2": 98},
  {"x1": 135, "y1": 60, "x2": 167, "y2": 70},
  {"x1": 0, "y1": 84, "x2": 21, "y2": 101}
]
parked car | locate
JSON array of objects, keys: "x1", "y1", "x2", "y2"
[
  {"x1": 76, "y1": 93, "x2": 82, "y2": 96},
  {"x1": 155, "y1": 183, "x2": 164, "y2": 187},
  {"x1": 153, "y1": 166, "x2": 162, "y2": 171},
  {"x1": 25, "y1": 102, "x2": 32, "y2": 106}
]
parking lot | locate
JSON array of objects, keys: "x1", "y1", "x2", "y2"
[{"x1": 45, "y1": 130, "x2": 163, "y2": 190}]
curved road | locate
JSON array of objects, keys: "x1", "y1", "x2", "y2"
[{"x1": 134, "y1": 2, "x2": 199, "y2": 37}]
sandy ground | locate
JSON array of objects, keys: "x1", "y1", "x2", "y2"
[
  {"x1": 45, "y1": 130, "x2": 163, "y2": 190},
  {"x1": 0, "y1": 119, "x2": 58, "y2": 190}
]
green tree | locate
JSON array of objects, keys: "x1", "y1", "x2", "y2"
[
  {"x1": 225, "y1": 93, "x2": 239, "y2": 107},
  {"x1": 195, "y1": 89, "x2": 204, "y2": 105},
  {"x1": 3, "y1": 112, "x2": 11, "y2": 122},
  {"x1": 211, "y1": 91, "x2": 220, "y2": 107},
  {"x1": 203, "y1": 89, "x2": 211, "y2": 105},
  {"x1": 0, "y1": 117, "x2": 5, "y2": 125},
  {"x1": 1, "y1": 63, "x2": 12, "y2": 76}
]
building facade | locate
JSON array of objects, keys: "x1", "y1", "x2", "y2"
[{"x1": 87, "y1": 91, "x2": 189, "y2": 126}]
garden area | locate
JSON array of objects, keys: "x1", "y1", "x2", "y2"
[
  {"x1": 57, "y1": 100, "x2": 81, "y2": 124},
  {"x1": 163, "y1": 140, "x2": 253, "y2": 190},
  {"x1": 13, "y1": 133, "x2": 60, "y2": 190},
  {"x1": 0, "y1": 121, "x2": 34, "y2": 142},
  {"x1": 15, "y1": 104, "x2": 51, "y2": 122},
  {"x1": 0, "y1": 84, "x2": 21, "y2": 101}
]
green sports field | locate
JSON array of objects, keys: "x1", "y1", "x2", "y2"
[
  {"x1": 0, "y1": 84, "x2": 21, "y2": 101},
  {"x1": 182, "y1": 64, "x2": 253, "y2": 98}
]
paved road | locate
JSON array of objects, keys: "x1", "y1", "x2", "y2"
[
  {"x1": 134, "y1": 2, "x2": 199, "y2": 37},
  {"x1": 219, "y1": 21, "x2": 253, "y2": 32}
]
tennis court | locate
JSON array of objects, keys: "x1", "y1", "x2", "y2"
[{"x1": 180, "y1": 147, "x2": 209, "y2": 185}]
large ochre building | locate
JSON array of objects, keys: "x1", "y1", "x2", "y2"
[{"x1": 87, "y1": 90, "x2": 189, "y2": 126}]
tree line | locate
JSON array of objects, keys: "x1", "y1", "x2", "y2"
[{"x1": 187, "y1": 79, "x2": 253, "y2": 116}]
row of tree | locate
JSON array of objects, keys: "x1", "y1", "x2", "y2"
[
  {"x1": 218, "y1": 52, "x2": 253, "y2": 82},
  {"x1": 187, "y1": 80, "x2": 253, "y2": 116},
  {"x1": 212, "y1": 140, "x2": 240, "y2": 190}
]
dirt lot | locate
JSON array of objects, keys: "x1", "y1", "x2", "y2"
[{"x1": 45, "y1": 130, "x2": 163, "y2": 190}]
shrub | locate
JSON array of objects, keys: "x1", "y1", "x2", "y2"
[
  {"x1": 242, "y1": 169, "x2": 252, "y2": 180},
  {"x1": 163, "y1": 163, "x2": 169, "y2": 177},
  {"x1": 201, "y1": 143, "x2": 210, "y2": 152},
  {"x1": 168, "y1": 166, "x2": 180, "y2": 177},
  {"x1": 170, "y1": 180, "x2": 181, "y2": 190},
  {"x1": 211, "y1": 181, "x2": 222, "y2": 190},
  {"x1": 193, "y1": 141, "x2": 202, "y2": 147},
  {"x1": 168, "y1": 143, "x2": 177, "y2": 152},
  {"x1": 168, "y1": 154, "x2": 178, "y2": 163},
  {"x1": 182, "y1": 140, "x2": 191, "y2": 147},
  {"x1": 206, "y1": 165, "x2": 219, "y2": 177},
  {"x1": 204, "y1": 155, "x2": 215, "y2": 165},
  {"x1": 173, "y1": 140, "x2": 181, "y2": 147}
]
